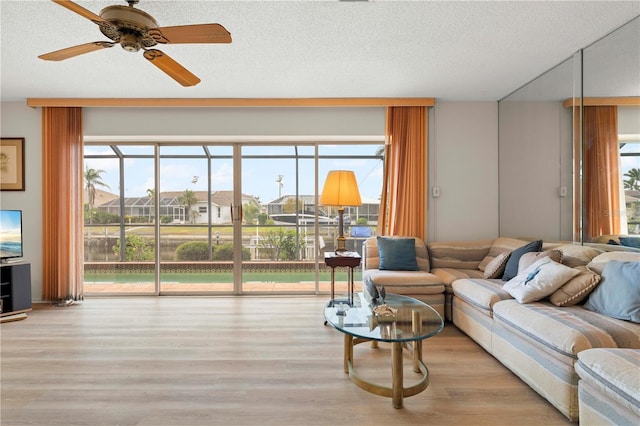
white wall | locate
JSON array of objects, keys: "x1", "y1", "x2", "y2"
[
  {"x1": 0, "y1": 102, "x2": 43, "y2": 301},
  {"x1": 428, "y1": 102, "x2": 499, "y2": 242},
  {"x1": 619, "y1": 106, "x2": 640, "y2": 134},
  {"x1": 498, "y1": 101, "x2": 573, "y2": 241},
  {"x1": 83, "y1": 107, "x2": 385, "y2": 136}
]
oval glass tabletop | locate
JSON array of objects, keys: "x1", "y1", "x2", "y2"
[{"x1": 324, "y1": 293, "x2": 443, "y2": 343}]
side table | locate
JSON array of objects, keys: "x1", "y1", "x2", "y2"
[{"x1": 324, "y1": 252, "x2": 361, "y2": 307}]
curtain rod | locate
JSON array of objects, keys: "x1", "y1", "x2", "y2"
[
  {"x1": 563, "y1": 97, "x2": 640, "y2": 108},
  {"x1": 27, "y1": 98, "x2": 436, "y2": 108}
]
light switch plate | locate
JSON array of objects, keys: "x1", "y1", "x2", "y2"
[{"x1": 559, "y1": 186, "x2": 567, "y2": 197}]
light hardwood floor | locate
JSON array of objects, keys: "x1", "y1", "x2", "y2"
[{"x1": 1, "y1": 297, "x2": 572, "y2": 426}]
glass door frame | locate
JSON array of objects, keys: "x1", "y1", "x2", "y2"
[
  {"x1": 83, "y1": 136, "x2": 383, "y2": 297},
  {"x1": 236, "y1": 143, "x2": 324, "y2": 296}
]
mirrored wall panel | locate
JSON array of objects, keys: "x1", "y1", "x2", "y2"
[
  {"x1": 498, "y1": 56, "x2": 575, "y2": 242},
  {"x1": 499, "y1": 15, "x2": 640, "y2": 249},
  {"x1": 581, "y1": 16, "x2": 640, "y2": 248}
]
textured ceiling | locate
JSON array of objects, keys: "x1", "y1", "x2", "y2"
[{"x1": 1, "y1": 0, "x2": 639, "y2": 102}]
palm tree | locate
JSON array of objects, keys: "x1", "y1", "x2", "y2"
[
  {"x1": 145, "y1": 188, "x2": 155, "y2": 222},
  {"x1": 624, "y1": 168, "x2": 640, "y2": 190},
  {"x1": 178, "y1": 189, "x2": 198, "y2": 224},
  {"x1": 84, "y1": 167, "x2": 111, "y2": 212},
  {"x1": 190, "y1": 209, "x2": 201, "y2": 224}
]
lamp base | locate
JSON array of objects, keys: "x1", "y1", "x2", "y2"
[
  {"x1": 334, "y1": 248, "x2": 348, "y2": 254},
  {"x1": 335, "y1": 209, "x2": 347, "y2": 253}
]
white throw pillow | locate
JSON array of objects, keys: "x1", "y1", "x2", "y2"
[{"x1": 503, "y1": 256, "x2": 580, "y2": 303}]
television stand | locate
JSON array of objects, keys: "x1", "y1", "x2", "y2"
[{"x1": 0, "y1": 262, "x2": 32, "y2": 321}]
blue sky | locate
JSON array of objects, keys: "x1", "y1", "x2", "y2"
[
  {"x1": 621, "y1": 143, "x2": 640, "y2": 182},
  {"x1": 84, "y1": 144, "x2": 384, "y2": 203}
]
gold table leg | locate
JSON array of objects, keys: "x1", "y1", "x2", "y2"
[
  {"x1": 344, "y1": 336, "x2": 430, "y2": 408},
  {"x1": 344, "y1": 334, "x2": 353, "y2": 373},
  {"x1": 391, "y1": 341, "x2": 403, "y2": 408},
  {"x1": 413, "y1": 340, "x2": 422, "y2": 373}
]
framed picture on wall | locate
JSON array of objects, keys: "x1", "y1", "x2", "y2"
[{"x1": 0, "y1": 138, "x2": 25, "y2": 191}]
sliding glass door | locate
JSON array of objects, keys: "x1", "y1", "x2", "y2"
[
  {"x1": 158, "y1": 145, "x2": 235, "y2": 294},
  {"x1": 240, "y1": 145, "x2": 321, "y2": 294},
  {"x1": 83, "y1": 145, "x2": 157, "y2": 295},
  {"x1": 83, "y1": 140, "x2": 382, "y2": 296}
]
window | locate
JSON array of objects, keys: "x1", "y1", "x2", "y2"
[{"x1": 621, "y1": 134, "x2": 640, "y2": 235}]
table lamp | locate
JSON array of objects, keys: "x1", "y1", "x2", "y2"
[{"x1": 320, "y1": 170, "x2": 362, "y2": 253}]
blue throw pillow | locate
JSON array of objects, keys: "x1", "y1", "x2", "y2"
[
  {"x1": 619, "y1": 236, "x2": 640, "y2": 249},
  {"x1": 377, "y1": 236, "x2": 418, "y2": 271},
  {"x1": 583, "y1": 261, "x2": 640, "y2": 323},
  {"x1": 501, "y1": 240, "x2": 543, "y2": 281}
]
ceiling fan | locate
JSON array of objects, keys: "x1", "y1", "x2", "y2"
[{"x1": 38, "y1": 0, "x2": 232, "y2": 86}]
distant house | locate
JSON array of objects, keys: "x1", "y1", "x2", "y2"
[
  {"x1": 95, "y1": 190, "x2": 260, "y2": 224},
  {"x1": 97, "y1": 193, "x2": 179, "y2": 222},
  {"x1": 266, "y1": 195, "x2": 321, "y2": 217},
  {"x1": 83, "y1": 188, "x2": 119, "y2": 208}
]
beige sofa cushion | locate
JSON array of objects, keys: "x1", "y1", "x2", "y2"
[
  {"x1": 576, "y1": 348, "x2": 640, "y2": 416},
  {"x1": 478, "y1": 237, "x2": 528, "y2": 271},
  {"x1": 452, "y1": 278, "x2": 512, "y2": 317},
  {"x1": 587, "y1": 251, "x2": 640, "y2": 275},
  {"x1": 483, "y1": 252, "x2": 510, "y2": 279},
  {"x1": 493, "y1": 301, "x2": 640, "y2": 357},
  {"x1": 556, "y1": 244, "x2": 602, "y2": 268},
  {"x1": 430, "y1": 268, "x2": 485, "y2": 291},
  {"x1": 429, "y1": 239, "x2": 492, "y2": 270},
  {"x1": 363, "y1": 269, "x2": 445, "y2": 295}
]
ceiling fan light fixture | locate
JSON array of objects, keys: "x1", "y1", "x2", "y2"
[{"x1": 119, "y1": 32, "x2": 141, "y2": 52}]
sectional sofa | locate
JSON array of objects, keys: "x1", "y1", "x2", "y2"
[{"x1": 362, "y1": 236, "x2": 640, "y2": 422}]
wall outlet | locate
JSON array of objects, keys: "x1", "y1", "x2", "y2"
[{"x1": 432, "y1": 186, "x2": 440, "y2": 198}]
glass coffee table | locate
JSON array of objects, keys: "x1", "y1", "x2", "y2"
[{"x1": 324, "y1": 293, "x2": 444, "y2": 408}]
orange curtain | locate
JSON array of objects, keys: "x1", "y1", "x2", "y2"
[
  {"x1": 378, "y1": 106, "x2": 427, "y2": 240},
  {"x1": 42, "y1": 107, "x2": 84, "y2": 301},
  {"x1": 582, "y1": 106, "x2": 622, "y2": 241}
]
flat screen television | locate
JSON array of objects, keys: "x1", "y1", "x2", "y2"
[{"x1": 0, "y1": 210, "x2": 23, "y2": 262}]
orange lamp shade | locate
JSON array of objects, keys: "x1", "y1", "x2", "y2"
[{"x1": 320, "y1": 170, "x2": 362, "y2": 207}]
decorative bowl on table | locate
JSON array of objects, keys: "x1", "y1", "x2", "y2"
[{"x1": 373, "y1": 304, "x2": 397, "y2": 323}]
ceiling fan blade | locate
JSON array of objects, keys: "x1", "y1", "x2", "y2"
[
  {"x1": 143, "y1": 49, "x2": 201, "y2": 87},
  {"x1": 51, "y1": 0, "x2": 115, "y2": 29},
  {"x1": 38, "y1": 42, "x2": 115, "y2": 61},
  {"x1": 149, "y1": 24, "x2": 232, "y2": 44}
]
